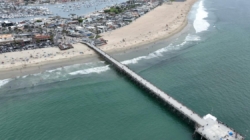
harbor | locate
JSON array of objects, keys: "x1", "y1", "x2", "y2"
[
  {"x1": 0, "y1": 0, "x2": 127, "y2": 21},
  {"x1": 0, "y1": 0, "x2": 161, "y2": 66},
  {"x1": 0, "y1": 1, "x2": 52, "y2": 19}
]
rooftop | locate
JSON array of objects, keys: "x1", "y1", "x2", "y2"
[{"x1": 196, "y1": 114, "x2": 244, "y2": 140}]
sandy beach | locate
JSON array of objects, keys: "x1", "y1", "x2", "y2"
[
  {"x1": 0, "y1": 0, "x2": 197, "y2": 78},
  {"x1": 100, "y1": 0, "x2": 197, "y2": 52}
]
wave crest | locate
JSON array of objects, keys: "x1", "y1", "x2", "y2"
[
  {"x1": 69, "y1": 65, "x2": 110, "y2": 75},
  {"x1": 193, "y1": 1, "x2": 210, "y2": 33},
  {"x1": 0, "y1": 79, "x2": 11, "y2": 87}
]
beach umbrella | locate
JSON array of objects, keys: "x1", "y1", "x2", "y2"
[{"x1": 229, "y1": 132, "x2": 233, "y2": 136}]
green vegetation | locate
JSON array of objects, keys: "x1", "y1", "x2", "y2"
[
  {"x1": 104, "y1": 6, "x2": 124, "y2": 14},
  {"x1": 89, "y1": 35, "x2": 101, "y2": 39},
  {"x1": 96, "y1": 35, "x2": 102, "y2": 39},
  {"x1": 103, "y1": 4, "x2": 138, "y2": 15},
  {"x1": 169, "y1": 0, "x2": 175, "y2": 4},
  {"x1": 78, "y1": 18, "x2": 83, "y2": 23},
  {"x1": 36, "y1": 20, "x2": 42, "y2": 22}
]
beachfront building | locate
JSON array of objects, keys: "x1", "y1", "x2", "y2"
[
  {"x1": 58, "y1": 43, "x2": 73, "y2": 50},
  {"x1": 0, "y1": 34, "x2": 14, "y2": 44},
  {"x1": 34, "y1": 34, "x2": 51, "y2": 41},
  {"x1": 1, "y1": 21, "x2": 14, "y2": 27},
  {"x1": 0, "y1": 34, "x2": 25, "y2": 44},
  {"x1": 0, "y1": 0, "x2": 164, "y2": 54}
]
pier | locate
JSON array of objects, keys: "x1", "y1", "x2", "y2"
[{"x1": 82, "y1": 42, "x2": 244, "y2": 140}]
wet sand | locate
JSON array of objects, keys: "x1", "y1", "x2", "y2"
[{"x1": 0, "y1": 0, "x2": 197, "y2": 79}]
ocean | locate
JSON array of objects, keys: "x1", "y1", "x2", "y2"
[{"x1": 0, "y1": 0, "x2": 250, "y2": 139}]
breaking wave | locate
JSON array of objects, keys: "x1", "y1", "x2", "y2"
[
  {"x1": 8, "y1": 33, "x2": 201, "y2": 82},
  {"x1": 121, "y1": 44, "x2": 173, "y2": 65},
  {"x1": 47, "y1": 68, "x2": 62, "y2": 73},
  {"x1": 185, "y1": 34, "x2": 201, "y2": 41},
  {"x1": 69, "y1": 65, "x2": 110, "y2": 75},
  {"x1": 193, "y1": 0, "x2": 210, "y2": 33},
  {"x1": 121, "y1": 34, "x2": 200, "y2": 65},
  {"x1": 69, "y1": 33, "x2": 200, "y2": 75},
  {"x1": 0, "y1": 79, "x2": 11, "y2": 88}
]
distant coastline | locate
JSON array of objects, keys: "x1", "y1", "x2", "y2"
[{"x1": 0, "y1": 0, "x2": 198, "y2": 79}]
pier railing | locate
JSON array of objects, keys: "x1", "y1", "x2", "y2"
[
  {"x1": 82, "y1": 41, "x2": 206, "y2": 126},
  {"x1": 82, "y1": 41, "x2": 244, "y2": 140}
]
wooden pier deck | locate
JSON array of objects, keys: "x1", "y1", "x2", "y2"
[{"x1": 82, "y1": 42, "x2": 244, "y2": 140}]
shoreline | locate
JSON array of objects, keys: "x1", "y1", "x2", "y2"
[{"x1": 0, "y1": 0, "x2": 198, "y2": 80}]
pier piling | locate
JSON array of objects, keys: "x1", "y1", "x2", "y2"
[{"x1": 83, "y1": 42, "x2": 244, "y2": 140}]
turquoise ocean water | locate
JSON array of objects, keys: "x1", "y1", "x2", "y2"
[{"x1": 0, "y1": 0, "x2": 250, "y2": 139}]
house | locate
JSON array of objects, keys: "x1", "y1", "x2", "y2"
[
  {"x1": 47, "y1": 24, "x2": 57, "y2": 28},
  {"x1": 67, "y1": 20, "x2": 79, "y2": 25},
  {"x1": 1, "y1": 21, "x2": 14, "y2": 27},
  {"x1": 97, "y1": 26, "x2": 107, "y2": 33},
  {"x1": 94, "y1": 38, "x2": 107, "y2": 46},
  {"x1": 106, "y1": 21, "x2": 113, "y2": 26},
  {"x1": 75, "y1": 26, "x2": 84, "y2": 31},
  {"x1": 86, "y1": 26, "x2": 96, "y2": 32},
  {"x1": 68, "y1": 32, "x2": 82, "y2": 37},
  {"x1": 78, "y1": 30, "x2": 94, "y2": 37},
  {"x1": 59, "y1": 43, "x2": 73, "y2": 50},
  {"x1": 34, "y1": 34, "x2": 51, "y2": 41},
  {"x1": 123, "y1": 17, "x2": 135, "y2": 22},
  {"x1": 14, "y1": 33, "x2": 33, "y2": 38},
  {"x1": 0, "y1": 34, "x2": 12, "y2": 39},
  {"x1": 0, "y1": 34, "x2": 14, "y2": 44},
  {"x1": 0, "y1": 34, "x2": 24, "y2": 44}
]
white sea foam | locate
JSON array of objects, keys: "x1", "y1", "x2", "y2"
[
  {"x1": 0, "y1": 79, "x2": 11, "y2": 87},
  {"x1": 121, "y1": 36, "x2": 196, "y2": 65},
  {"x1": 64, "y1": 33, "x2": 201, "y2": 76},
  {"x1": 121, "y1": 56, "x2": 148, "y2": 65},
  {"x1": 193, "y1": 0, "x2": 210, "y2": 33},
  {"x1": 47, "y1": 67, "x2": 62, "y2": 73},
  {"x1": 33, "y1": 73, "x2": 41, "y2": 76},
  {"x1": 121, "y1": 44, "x2": 173, "y2": 65},
  {"x1": 176, "y1": 40, "x2": 187, "y2": 47},
  {"x1": 69, "y1": 65, "x2": 110, "y2": 75},
  {"x1": 22, "y1": 75, "x2": 28, "y2": 78},
  {"x1": 185, "y1": 34, "x2": 201, "y2": 41}
]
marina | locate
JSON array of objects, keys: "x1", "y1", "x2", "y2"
[
  {"x1": 0, "y1": 0, "x2": 126, "y2": 21},
  {"x1": 0, "y1": 1, "x2": 52, "y2": 19},
  {"x1": 0, "y1": 0, "x2": 159, "y2": 55}
]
